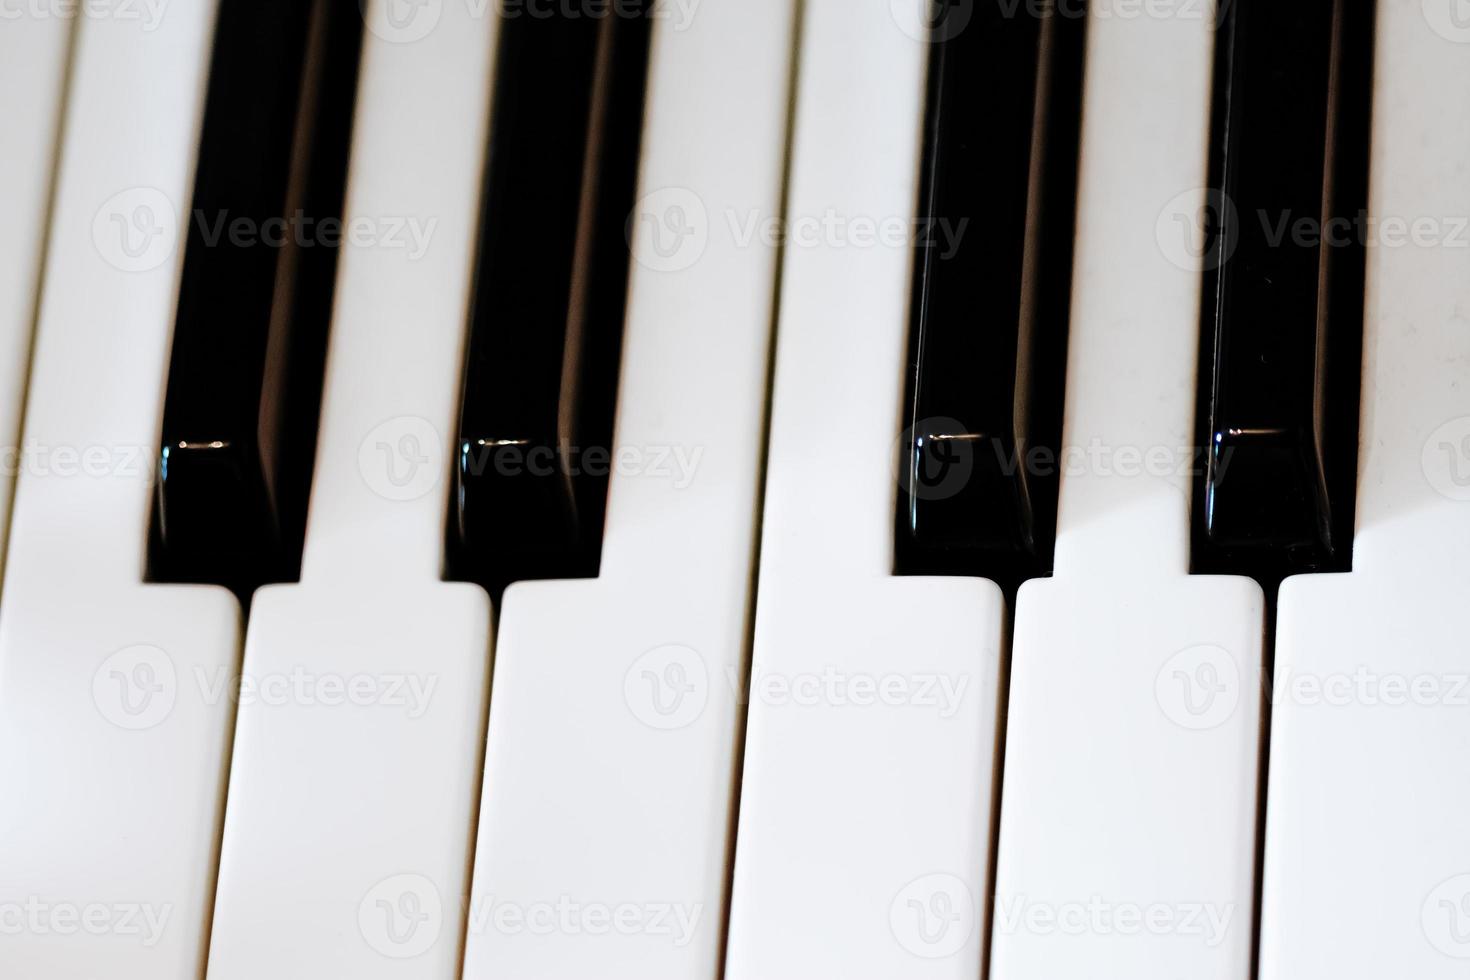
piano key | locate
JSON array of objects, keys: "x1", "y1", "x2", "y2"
[
  {"x1": 151, "y1": 0, "x2": 364, "y2": 594},
  {"x1": 896, "y1": 0, "x2": 1084, "y2": 583},
  {"x1": 0, "y1": 0, "x2": 71, "y2": 582},
  {"x1": 460, "y1": 3, "x2": 792, "y2": 976},
  {"x1": 1192, "y1": 0, "x2": 1373, "y2": 579},
  {"x1": 989, "y1": 3, "x2": 1264, "y2": 978},
  {"x1": 0, "y1": 6, "x2": 244, "y2": 978},
  {"x1": 450, "y1": 4, "x2": 650, "y2": 590},
  {"x1": 1258, "y1": 4, "x2": 1470, "y2": 975},
  {"x1": 723, "y1": 3, "x2": 1005, "y2": 977},
  {"x1": 204, "y1": 2, "x2": 495, "y2": 976}
]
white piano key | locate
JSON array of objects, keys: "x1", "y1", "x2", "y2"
[
  {"x1": 203, "y1": 3, "x2": 497, "y2": 977},
  {"x1": 0, "y1": 12, "x2": 70, "y2": 578},
  {"x1": 0, "y1": 6, "x2": 243, "y2": 979},
  {"x1": 460, "y1": 3, "x2": 793, "y2": 979},
  {"x1": 723, "y1": 3, "x2": 1005, "y2": 978},
  {"x1": 1259, "y1": 2, "x2": 1470, "y2": 975},
  {"x1": 988, "y1": 3, "x2": 1264, "y2": 978}
]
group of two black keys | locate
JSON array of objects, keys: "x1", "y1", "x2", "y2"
[
  {"x1": 151, "y1": 0, "x2": 652, "y2": 598},
  {"x1": 151, "y1": 0, "x2": 1373, "y2": 601},
  {"x1": 898, "y1": 0, "x2": 1375, "y2": 591}
]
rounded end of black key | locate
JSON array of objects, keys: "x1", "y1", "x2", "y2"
[
  {"x1": 152, "y1": 440, "x2": 286, "y2": 594},
  {"x1": 449, "y1": 438, "x2": 603, "y2": 590},
  {"x1": 895, "y1": 424, "x2": 1051, "y2": 585},
  {"x1": 1202, "y1": 426, "x2": 1337, "y2": 573}
]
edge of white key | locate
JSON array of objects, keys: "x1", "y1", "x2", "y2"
[
  {"x1": 990, "y1": 3, "x2": 1264, "y2": 977},
  {"x1": 205, "y1": 4, "x2": 497, "y2": 977},
  {"x1": 1260, "y1": 1, "x2": 1470, "y2": 975},
  {"x1": 0, "y1": 10, "x2": 71, "y2": 580},
  {"x1": 0, "y1": 5, "x2": 243, "y2": 978},
  {"x1": 724, "y1": 4, "x2": 1006, "y2": 977},
  {"x1": 461, "y1": 4, "x2": 796, "y2": 978}
]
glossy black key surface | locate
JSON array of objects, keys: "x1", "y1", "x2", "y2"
[
  {"x1": 449, "y1": 7, "x2": 652, "y2": 590},
  {"x1": 151, "y1": 0, "x2": 363, "y2": 594},
  {"x1": 1192, "y1": 0, "x2": 1374, "y2": 579},
  {"x1": 895, "y1": 0, "x2": 1087, "y2": 584}
]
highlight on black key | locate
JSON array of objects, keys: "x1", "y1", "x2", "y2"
[
  {"x1": 150, "y1": 0, "x2": 365, "y2": 597},
  {"x1": 894, "y1": 0, "x2": 1088, "y2": 588},
  {"x1": 447, "y1": 2, "x2": 654, "y2": 593},
  {"x1": 1190, "y1": 0, "x2": 1375, "y2": 582}
]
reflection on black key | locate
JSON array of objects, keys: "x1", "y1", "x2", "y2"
[
  {"x1": 895, "y1": 0, "x2": 1087, "y2": 585},
  {"x1": 448, "y1": 7, "x2": 652, "y2": 591},
  {"x1": 1192, "y1": 0, "x2": 1374, "y2": 579},
  {"x1": 151, "y1": 0, "x2": 363, "y2": 595}
]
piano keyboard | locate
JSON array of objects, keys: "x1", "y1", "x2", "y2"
[{"x1": 2, "y1": 0, "x2": 1467, "y2": 977}]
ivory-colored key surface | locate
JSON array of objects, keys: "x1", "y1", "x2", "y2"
[
  {"x1": 1260, "y1": 2, "x2": 1470, "y2": 975},
  {"x1": 205, "y1": 3, "x2": 497, "y2": 976},
  {"x1": 0, "y1": 6, "x2": 243, "y2": 978},
  {"x1": 724, "y1": 3, "x2": 1006, "y2": 978},
  {"x1": 990, "y1": 3, "x2": 1264, "y2": 978},
  {"x1": 0, "y1": 11, "x2": 70, "y2": 581},
  {"x1": 461, "y1": 2, "x2": 796, "y2": 978}
]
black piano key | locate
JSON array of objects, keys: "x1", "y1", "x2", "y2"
[
  {"x1": 895, "y1": 0, "x2": 1087, "y2": 584},
  {"x1": 150, "y1": 0, "x2": 363, "y2": 595},
  {"x1": 1192, "y1": 0, "x2": 1374, "y2": 579},
  {"x1": 448, "y1": 7, "x2": 652, "y2": 590}
]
